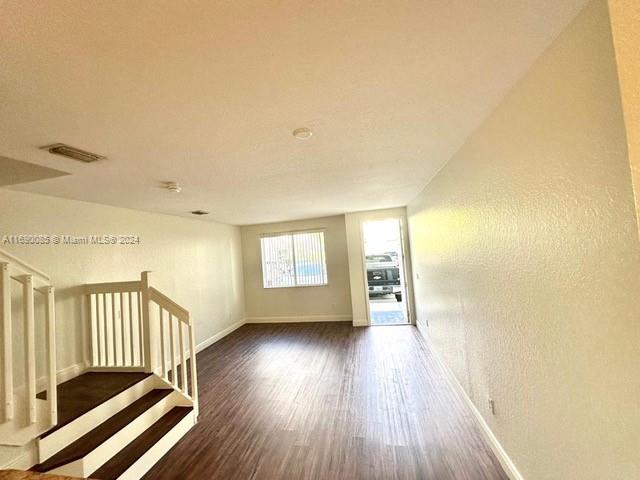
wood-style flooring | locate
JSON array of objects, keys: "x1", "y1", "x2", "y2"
[
  {"x1": 33, "y1": 389, "x2": 172, "y2": 473},
  {"x1": 37, "y1": 372, "x2": 151, "y2": 436},
  {"x1": 143, "y1": 323, "x2": 508, "y2": 480}
]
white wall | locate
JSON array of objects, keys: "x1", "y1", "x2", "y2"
[
  {"x1": 344, "y1": 207, "x2": 414, "y2": 326},
  {"x1": 0, "y1": 189, "x2": 245, "y2": 377},
  {"x1": 240, "y1": 215, "x2": 352, "y2": 322},
  {"x1": 407, "y1": 1, "x2": 640, "y2": 479},
  {"x1": 608, "y1": 0, "x2": 640, "y2": 235}
]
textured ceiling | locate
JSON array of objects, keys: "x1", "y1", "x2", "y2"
[
  {"x1": 0, "y1": 156, "x2": 69, "y2": 187},
  {"x1": 0, "y1": 0, "x2": 588, "y2": 225}
]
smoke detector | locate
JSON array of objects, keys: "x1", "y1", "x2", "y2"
[
  {"x1": 41, "y1": 143, "x2": 106, "y2": 163},
  {"x1": 165, "y1": 182, "x2": 182, "y2": 193},
  {"x1": 293, "y1": 127, "x2": 313, "y2": 139}
]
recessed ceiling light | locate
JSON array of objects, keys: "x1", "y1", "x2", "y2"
[
  {"x1": 293, "y1": 127, "x2": 313, "y2": 139},
  {"x1": 166, "y1": 182, "x2": 182, "y2": 193},
  {"x1": 191, "y1": 210, "x2": 209, "y2": 215}
]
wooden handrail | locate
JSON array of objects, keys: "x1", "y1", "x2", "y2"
[
  {"x1": 148, "y1": 287, "x2": 190, "y2": 323},
  {"x1": 0, "y1": 248, "x2": 50, "y2": 283},
  {"x1": 84, "y1": 280, "x2": 142, "y2": 294}
]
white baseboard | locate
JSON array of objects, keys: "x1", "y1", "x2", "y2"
[
  {"x1": 196, "y1": 318, "x2": 246, "y2": 353},
  {"x1": 245, "y1": 314, "x2": 352, "y2": 324},
  {"x1": 0, "y1": 443, "x2": 38, "y2": 470},
  {"x1": 415, "y1": 320, "x2": 524, "y2": 480},
  {"x1": 57, "y1": 362, "x2": 85, "y2": 383},
  {"x1": 35, "y1": 362, "x2": 85, "y2": 393},
  {"x1": 352, "y1": 317, "x2": 368, "y2": 327}
]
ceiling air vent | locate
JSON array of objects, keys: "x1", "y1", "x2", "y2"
[{"x1": 41, "y1": 143, "x2": 106, "y2": 163}]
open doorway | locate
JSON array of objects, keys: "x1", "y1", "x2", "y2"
[{"x1": 362, "y1": 218, "x2": 409, "y2": 325}]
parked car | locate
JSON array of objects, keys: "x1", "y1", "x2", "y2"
[
  {"x1": 384, "y1": 251, "x2": 400, "y2": 266},
  {"x1": 366, "y1": 254, "x2": 402, "y2": 301}
]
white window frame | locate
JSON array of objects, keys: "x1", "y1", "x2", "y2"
[{"x1": 260, "y1": 229, "x2": 328, "y2": 289}]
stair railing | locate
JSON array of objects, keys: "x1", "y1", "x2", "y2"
[
  {"x1": 147, "y1": 279, "x2": 198, "y2": 413},
  {"x1": 84, "y1": 279, "x2": 146, "y2": 370},
  {"x1": 0, "y1": 249, "x2": 57, "y2": 427},
  {"x1": 83, "y1": 272, "x2": 198, "y2": 412}
]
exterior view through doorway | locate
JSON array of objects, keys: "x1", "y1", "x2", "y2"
[{"x1": 363, "y1": 218, "x2": 410, "y2": 325}]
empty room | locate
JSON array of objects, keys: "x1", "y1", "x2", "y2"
[{"x1": 0, "y1": 0, "x2": 639, "y2": 479}]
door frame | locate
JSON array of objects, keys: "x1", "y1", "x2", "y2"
[{"x1": 359, "y1": 215, "x2": 414, "y2": 326}]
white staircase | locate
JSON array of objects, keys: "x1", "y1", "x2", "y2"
[
  {"x1": 0, "y1": 250, "x2": 199, "y2": 480},
  {"x1": 35, "y1": 375, "x2": 195, "y2": 479}
]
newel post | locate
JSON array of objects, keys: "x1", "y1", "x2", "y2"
[
  {"x1": 1, "y1": 262, "x2": 13, "y2": 422},
  {"x1": 140, "y1": 271, "x2": 156, "y2": 373},
  {"x1": 45, "y1": 286, "x2": 57, "y2": 426}
]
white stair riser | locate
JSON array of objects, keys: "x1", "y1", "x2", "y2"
[
  {"x1": 46, "y1": 391, "x2": 182, "y2": 477},
  {"x1": 38, "y1": 375, "x2": 160, "y2": 461},
  {"x1": 116, "y1": 410, "x2": 196, "y2": 480}
]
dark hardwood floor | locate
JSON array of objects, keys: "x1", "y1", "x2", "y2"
[
  {"x1": 38, "y1": 372, "x2": 151, "y2": 436},
  {"x1": 144, "y1": 323, "x2": 508, "y2": 480},
  {"x1": 34, "y1": 389, "x2": 172, "y2": 473}
]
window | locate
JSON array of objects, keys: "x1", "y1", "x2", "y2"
[{"x1": 260, "y1": 230, "x2": 328, "y2": 288}]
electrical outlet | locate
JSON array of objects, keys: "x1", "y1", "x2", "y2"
[{"x1": 488, "y1": 397, "x2": 496, "y2": 415}]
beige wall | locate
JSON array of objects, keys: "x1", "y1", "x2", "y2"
[
  {"x1": 240, "y1": 215, "x2": 352, "y2": 322},
  {"x1": 407, "y1": 1, "x2": 640, "y2": 479},
  {"x1": 0, "y1": 189, "x2": 245, "y2": 377},
  {"x1": 608, "y1": 0, "x2": 640, "y2": 235},
  {"x1": 344, "y1": 207, "x2": 414, "y2": 326}
]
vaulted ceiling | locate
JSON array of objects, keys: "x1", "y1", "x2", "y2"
[{"x1": 0, "y1": 0, "x2": 588, "y2": 224}]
